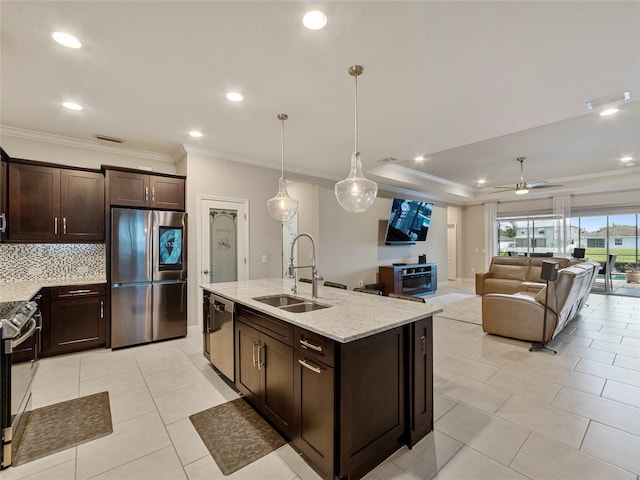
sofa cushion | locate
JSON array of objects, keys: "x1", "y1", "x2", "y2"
[
  {"x1": 489, "y1": 260, "x2": 529, "y2": 281},
  {"x1": 483, "y1": 278, "x2": 522, "y2": 295}
]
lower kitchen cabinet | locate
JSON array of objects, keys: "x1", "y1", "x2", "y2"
[
  {"x1": 236, "y1": 309, "x2": 295, "y2": 437},
  {"x1": 293, "y1": 350, "x2": 334, "y2": 476},
  {"x1": 44, "y1": 284, "x2": 108, "y2": 356}
]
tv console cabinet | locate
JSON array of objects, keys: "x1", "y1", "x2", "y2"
[{"x1": 379, "y1": 263, "x2": 437, "y2": 297}]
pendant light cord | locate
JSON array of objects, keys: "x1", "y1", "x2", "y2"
[
  {"x1": 277, "y1": 113, "x2": 288, "y2": 178},
  {"x1": 354, "y1": 71, "x2": 358, "y2": 154}
]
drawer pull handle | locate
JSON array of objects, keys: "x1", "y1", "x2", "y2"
[
  {"x1": 298, "y1": 359, "x2": 322, "y2": 374},
  {"x1": 300, "y1": 339, "x2": 323, "y2": 352},
  {"x1": 67, "y1": 289, "x2": 92, "y2": 294}
]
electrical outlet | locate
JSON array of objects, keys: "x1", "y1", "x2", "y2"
[
  {"x1": 261, "y1": 254, "x2": 268, "y2": 264},
  {"x1": 358, "y1": 280, "x2": 364, "y2": 287}
]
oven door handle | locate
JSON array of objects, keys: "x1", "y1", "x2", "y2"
[{"x1": 10, "y1": 318, "x2": 37, "y2": 349}]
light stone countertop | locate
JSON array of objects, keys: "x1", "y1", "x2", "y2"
[
  {"x1": 201, "y1": 278, "x2": 443, "y2": 343},
  {"x1": 0, "y1": 277, "x2": 107, "y2": 318}
]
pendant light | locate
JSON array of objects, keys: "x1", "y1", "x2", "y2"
[
  {"x1": 267, "y1": 113, "x2": 298, "y2": 221},
  {"x1": 335, "y1": 65, "x2": 378, "y2": 213}
]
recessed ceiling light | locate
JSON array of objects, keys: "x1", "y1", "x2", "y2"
[
  {"x1": 600, "y1": 108, "x2": 619, "y2": 116},
  {"x1": 52, "y1": 31, "x2": 81, "y2": 49},
  {"x1": 62, "y1": 101, "x2": 83, "y2": 111},
  {"x1": 477, "y1": 179, "x2": 486, "y2": 185},
  {"x1": 303, "y1": 11, "x2": 327, "y2": 30},
  {"x1": 414, "y1": 156, "x2": 425, "y2": 161},
  {"x1": 189, "y1": 131, "x2": 203, "y2": 138},
  {"x1": 226, "y1": 92, "x2": 243, "y2": 102},
  {"x1": 620, "y1": 156, "x2": 633, "y2": 162}
]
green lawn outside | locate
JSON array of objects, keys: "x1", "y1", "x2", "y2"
[{"x1": 584, "y1": 248, "x2": 638, "y2": 267}]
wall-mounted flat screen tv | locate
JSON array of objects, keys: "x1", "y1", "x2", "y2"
[{"x1": 384, "y1": 198, "x2": 433, "y2": 244}]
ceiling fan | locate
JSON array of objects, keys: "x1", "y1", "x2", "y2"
[{"x1": 491, "y1": 157, "x2": 563, "y2": 195}]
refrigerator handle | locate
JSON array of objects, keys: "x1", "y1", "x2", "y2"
[{"x1": 148, "y1": 210, "x2": 155, "y2": 281}]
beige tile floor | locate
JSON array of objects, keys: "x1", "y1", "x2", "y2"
[{"x1": 3, "y1": 282, "x2": 639, "y2": 480}]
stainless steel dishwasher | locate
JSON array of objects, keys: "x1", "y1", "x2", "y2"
[{"x1": 207, "y1": 294, "x2": 235, "y2": 382}]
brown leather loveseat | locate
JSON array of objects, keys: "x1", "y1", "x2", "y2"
[
  {"x1": 476, "y1": 256, "x2": 576, "y2": 295},
  {"x1": 481, "y1": 261, "x2": 600, "y2": 342}
]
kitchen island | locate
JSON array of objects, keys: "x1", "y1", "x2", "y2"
[{"x1": 201, "y1": 278, "x2": 442, "y2": 480}]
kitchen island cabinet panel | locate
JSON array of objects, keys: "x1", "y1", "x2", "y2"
[
  {"x1": 407, "y1": 317, "x2": 434, "y2": 447},
  {"x1": 236, "y1": 308, "x2": 295, "y2": 437},
  {"x1": 338, "y1": 326, "x2": 405, "y2": 480},
  {"x1": 293, "y1": 350, "x2": 334, "y2": 477}
]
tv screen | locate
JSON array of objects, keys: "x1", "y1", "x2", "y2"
[{"x1": 384, "y1": 198, "x2": 433, "y2": 244}]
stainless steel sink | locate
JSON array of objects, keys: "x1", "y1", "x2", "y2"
[
  {"x1": 253, "y1": 294, "x2": 331, "y2": 313},
  {"x1": 253, "y1": 294, "x2": 306, "y2": 307},
  {"x1": 280, "y1": 302, "x2": 330, "y2": 313}
]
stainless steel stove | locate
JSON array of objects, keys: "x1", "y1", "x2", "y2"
[{"x1": 1, "y1": 300, "x2": 41, "y2": 469}]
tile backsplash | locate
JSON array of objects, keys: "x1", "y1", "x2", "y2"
[{"x1": 0, "y1": 243, "x2": 106, "y2": 283}]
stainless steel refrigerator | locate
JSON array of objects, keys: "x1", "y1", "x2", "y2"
[{"x1": 110, "y1": 208, "x2": 187, "y2": 348}]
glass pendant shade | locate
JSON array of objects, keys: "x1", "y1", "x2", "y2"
[
  {"x1": 335, "y1": 152, "x2": 378, "y2": 212},
  {"x1": 267, "y1": 177, "x2": 298, "y2": 220},
  {"x1": 335, "y1": 65, "x2": 378, "y2": 213},
  {"x1": 268, "y1": 113, "x2": 298, "y2": 221}
]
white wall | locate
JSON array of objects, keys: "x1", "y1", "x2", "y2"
[
  {"x1": 183, "y1": 151, "x2": 284, "y2": 328},
  {"x1": 317, "y1": 187, "x2": 448, "y2": 289}
]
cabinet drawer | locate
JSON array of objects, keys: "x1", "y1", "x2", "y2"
[
  {"x1": 51, "y1": 283, "x2": 106, "y2": 299},
  {"x1": 237, "y1": 306, "x2": 293, "y2": 345},
  {"x1": 294, "y1": 326, "x2": 335, "y2": 367}
]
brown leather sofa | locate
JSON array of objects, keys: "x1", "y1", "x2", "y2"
[
  {"x1": 481, "y1": 261, "x2": 600, "y2": 342},
  {"x1": 476, "y1": 256, "x2": 577, "y2": 295}
]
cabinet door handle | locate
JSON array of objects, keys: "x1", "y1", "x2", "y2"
[
  {"x1": 300, "y1": 339, "x2": 323, "y2": 352},
  {"x1": 298, "y1": 358, "x2": 322, "y2": 374},
  {"x1": 0, "y1": 212, "x2": 6, "y2": 233},
  {"x1": 145, "y1": 186, "x2": 149, "y2": 202},
  {"x1": 252, "y1": 341, "x2": 258, "y2": 367},
  {"x1": 420, "y1": 335, "x2": 426, "y2": 356},
  {"x1": 151, "y1": 187, "x2": 155, "y2": 204},
  {"x1": 100, "y1": 300, "x2": 104, "y2": 319},
  {"x1": 63, "y1": 217, "x2": 67, "y2": 235},
  {"x1": 257, "y1": 342, "x2": 264, "y2": 371},
  {"x1": 54, "y1": 217, "x2": 58, "y2": 235}
]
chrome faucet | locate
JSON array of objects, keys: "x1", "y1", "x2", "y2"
[{"x1": 288, "y1": 233, "x2": 323, "y2": 298}]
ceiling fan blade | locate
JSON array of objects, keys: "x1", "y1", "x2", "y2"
[
  {"x1": 530, "y1": 183, "x2": 564, "y2": 189},
  {"x1": 527, "y1": 180, "x2": 548, "y2": 188},
  {"x1": 488, "y1": 188, "x2": 515, "y2": 194}
]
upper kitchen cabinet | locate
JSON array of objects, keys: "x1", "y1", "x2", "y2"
[
  {"x1": 5, "y1": 160, "x2": 105, "y2": 242},
  {"x1": 105, "y1": 168, "x2": 185, "y2": 211}
]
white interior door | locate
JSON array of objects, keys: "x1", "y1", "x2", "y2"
[
  {"x1": 447, "y1": 223, "x2": 457, "y2": 281},
  {"x1": 200, "y1": 197, "x2": 248, "y2": 286}
]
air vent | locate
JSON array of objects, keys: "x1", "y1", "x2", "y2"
[
  {"x1": 377, "y1": 157, "x2": 398, "y2": 164},
  {"x1": 94, "y1": 134, "x2": 124, "y2": 144}
]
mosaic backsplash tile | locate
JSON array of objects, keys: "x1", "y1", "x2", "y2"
[{"x1": 0, "y1": 243, "x2": 106, "y2": 283}]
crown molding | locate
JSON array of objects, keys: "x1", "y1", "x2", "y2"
[{"x1": 0, "y1": 125, "x2": 175, "y2": 163}]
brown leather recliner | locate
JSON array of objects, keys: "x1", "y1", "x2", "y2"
[{"x1": 481, "y1": 262, "x2": 599, "y2": 342}]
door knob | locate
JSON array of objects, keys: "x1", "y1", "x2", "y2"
[{"x1": 203, "y1": 270, "x2": 209, "y2": 274}]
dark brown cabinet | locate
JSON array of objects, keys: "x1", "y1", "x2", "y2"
[
  {"x1": 106, "y1": 169, "x2": 185, "y2": 211},
  {"x1": 236, "y1": 307, "x2": 295, "y2": 437},
  {"x1": 406, "y1": 316, "x2": 433, "y2": 448},
  {"x1": 6, "y1": 162, "x2": 104, "y2": 242},
  {"x1": 293, "y1": 328, "x2": 335, "y2": 476},
  {"x1": 1, "y1": 159, "x2": 8, "y2": 242},
  {"x1": 43, "y1": 284, "x2": 108, "y2": 356}
]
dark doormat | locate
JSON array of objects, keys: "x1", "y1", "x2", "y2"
[
  {"x1": 13, "y1": 392, "x2": 113, "y2": 466},
  {"x1": 189, "y1": 398, "x2": 287, "y2": 475}
]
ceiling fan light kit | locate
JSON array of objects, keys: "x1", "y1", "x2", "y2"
[
  {"x1": 490, "y1": 156, "x2": 564, "y2": 195},
  {"x1": 335, "y1": 65, "x2": 379, "y2": 213}
]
